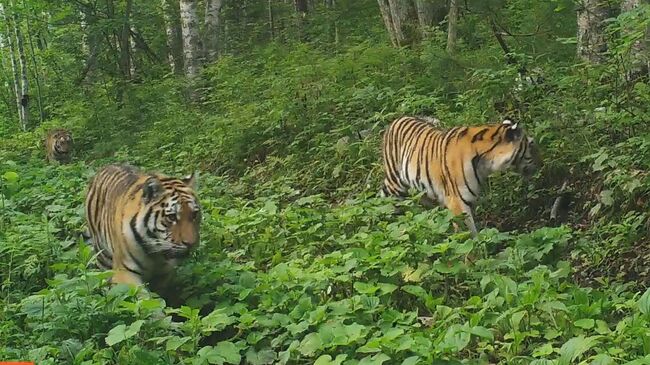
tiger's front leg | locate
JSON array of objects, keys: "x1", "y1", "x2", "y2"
[
  {"x1": 445, "y1": 197, "x2": 479, "y2": 237},
  {"x1": 112, "y1": 270, "x2": 144, "y2": 286}
]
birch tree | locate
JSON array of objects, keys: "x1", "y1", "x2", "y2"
[
  {"x1": 204, "y1": 0, "x2": 224, "y2": 63},
  {"x1": 378, "y1": 0, "x2": 399, "y2": 46},
  {"x1": 620, "y1": 0, "x2": 649, "y2": 80},
  {"x1": 118, "y1": 0, "x2": 133, "y2": 79},
  {"x1": 577, "y1": 0, "x2": 611, "y2": 64},
  {"x1": 180, "y1": 0, "x2": 201, "y2": 78},
  {"x1": 446, "y1": 0, "x2": 459, "y2": 53},
  {"x1": 14, "y1": 6, "x2": 29, "y2": 130},
  {"x1": 1, "y1": 3, "x2": 27, "y2": 130},
  {"x1": 377, "y1": 0, "x2": 417, "y2": 47},
  {"x1": 162, "y1": 0, "x2": 184, "y2": 74}
]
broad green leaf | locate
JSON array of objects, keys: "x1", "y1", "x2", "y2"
[
  {"x1": 574, "y1": 318, "x2": 595, "y2": 329},
  {"x1": 532, "y1": 343, "x2": 554, "y2": 357},
  {"x1": 354, "y1": 282, "x2": 379, "y2": 295},
  {"x1": 166, "y1": 336, "x2": 190, "y2": 351},
  {"x1": 299, "y1": 333, "x2": 323, "y2": 356},
  {"x1": 2, "y1": 171, "x2": 18, "y2": 183},
  {"x1": 358, "y1": 353, "x2": 390, "y2": 365},
  {"x1": 214, "y1": 341, "x2": 241, "y2": 364},
  {"x1": 558, "y1": 336, "x2": 600, "y2": 365},
  {"x1": 401, "y1": 356, "x2": 420, "y2": 365},
  {"x1": 638, "y1": 288, "x2": 650, "y2": 315},
  {"x1": 468, "y1": 326, "x2": 493, "y2": 340},
  {"x1": 314, "y1": 354, "x2": 347, "y2": 365}
]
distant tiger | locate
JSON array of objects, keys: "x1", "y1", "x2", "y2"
[
  {"x1": 45, "y1": 129, "x2": 73, "y2": 164},
  {"x1": 84, "y1": 164, "x2": 201, "y2": 298},
  {"x1": 381, "y1": 116, "x2": 541, "y2": 236}
]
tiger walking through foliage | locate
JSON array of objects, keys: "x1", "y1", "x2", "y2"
[
  {"x1": 45, "y1": 129, "x2": 73, "y2": 164},
  {"x1": 84, "y1": 164, "x2": 201, "y2": 298},
  {"x1": 381, "y1": 116, "x2": 541, "y2": 236}
]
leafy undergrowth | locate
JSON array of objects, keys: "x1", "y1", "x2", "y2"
[{"x1": 2, "y1": 161, "x2": 650, "y2": 365}]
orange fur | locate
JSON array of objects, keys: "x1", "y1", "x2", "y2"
[
  {"x1": 45, "y1": 129, "x2": 73, "y2": 164},
  {"x1": 381, "y1": 116, "x2": 541, "y2": 236},
  {"x1": 84, "y1": 164, "x2": 201, "y2": 298}
]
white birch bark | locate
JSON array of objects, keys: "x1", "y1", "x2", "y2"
[
  {"x1": 577, "y1": 0, "x2": 610, "y2": 64},
  {"x1": 446, "y1": 0, "x2": 458, "y2": 53},
  {"x1": 14, "y1": 7, "x2": 29, "y2": 130},
  {"x1": 204, "y1": 0, "x2": 224, "y2": 63},
  {"x1": 162, "y1": 0, "x2": 183, "y2": 74},
  {"x1": 1, "y1": 3, "x2": 25, "y2": 130},
  {"x1": 377, "y1": 0, "x2": 399, "y2": 46},
  {"x1": 180, "y1": 0, "x2": 201, "y2": 78}
]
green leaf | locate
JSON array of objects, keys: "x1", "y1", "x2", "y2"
[
  {"x1": 401, "y1": 356, "x2": 420, "y2": 365},
  {"x1": 532, "y1": 343, "x2": 554, "y2": 357},
  {"x1": 599, "y1": 190, "x2": 614, "y2": 206},
  {"x1": 2, "y1": 171, "x2": 18, "y2": 183},
  {"x1": 214, "y1": 341, "x2": 241, "y2": 364},
  {"x1": 574, "y1": 318, "x2": 595, "y2": 329},
  {"x1": 298, "y1": 333, "x2": 323, "y2": 356},
  {"x1": 358, "y1": 353, "x2": 390, "y2": 365},
  {"x1": 197, "y1": 346, "x2": 225, "y2": 364},
  {"x1": 245, "y1": 348, "x2": 276, "y2": 365},
  {"x1": 105, "y1": 324, "x2": 127, "y2": 346},
  {"x1": 558, "y1": 336, "x2": 600, "y2": 365},
  {"x1": 354, "y1": 282, "x2": 379, "y2": 295},
  {"x1": 639, "y1": 288, "x2": 650, "y2": 315},
  {"x1": 314, "y1": 354, "x2": 347, "y2": 365},
  {"x1": 468, "y1": 326, "x2": 493, "y2": 340},
  {"x1": 166, "y1": 336, "x2": 190, "y2": 351}
]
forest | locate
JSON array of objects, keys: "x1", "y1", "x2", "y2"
[{"x1": 1, "y1": 0, "x2": 650, "y2": 364}]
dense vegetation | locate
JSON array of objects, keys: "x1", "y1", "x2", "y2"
[{"x1": 1, "y1": 0, "x2": 649, "y2": 364}]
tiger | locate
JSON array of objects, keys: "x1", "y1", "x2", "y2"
[
  {"x1": 84, "y1": 164, "x2": 201, "y2": 298},
  {"x1": 45, "y1": 129, "x2": 73, "y2": 164},
  {"x1": 381, "y1": 116, "x2": 541, "y2": 236}
]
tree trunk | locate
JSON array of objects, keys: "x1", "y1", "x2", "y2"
[
  {"x1": 14, "y1": 8, "x2": 28, "y2": 130},
  {"x1": 25, "y1": 4, "x2": 44, "y2": 124},
  {"x1": 295, "y1": 0, "x2": 308, "y2": 13},
  {"x1": 180, "y1": 0, "x2": 201, "y2": 78},
  {"x1": 325, "y1": 0, "x2": 338, "y2": 45},
  {"x1": 387, "y1": 0, "x2": 416, "y2": 46},
  {"x1": 418, "y1": 0, "x2": 447, "y2": 37},
  {"x1": 119, "y1": 0, "x2": 133, "y2": 79},
  {"x1": 268, "y1": 0, "x2": 274, "y2": 40},
  {"x1": 295, "y1": 0, "x2": 308, "y2": 41},
  {"x1": 446, "y1": 0, "x2": 459, "y2": 54},
  {"x1": 620, "y1": 0, "x2": 649, "y2": 80},
  {"x1": 204, "y1": 0, "x2": 224, "y2": 63},
  {"x1": 378, "y1": 0, "x2": 399, "y2": 46},
  {"x1": 162, "y1": 0, "x2": 184, "y2": 74},
  {"x1": 577, "y1": 0, "x2": 611, "y2": 64},
  {"x1": 0, "y1": 3, "x2": 23, "y2": 130}
]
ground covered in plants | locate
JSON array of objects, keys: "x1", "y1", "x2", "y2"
[{"x1": 2, "y1": 1, "x2": 650, "y2": 364}]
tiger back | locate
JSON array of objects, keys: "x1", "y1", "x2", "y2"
[
  {"x1": 381, "y1": 116, "x2": 541, "y2": 236},
  {"x1": 45, "y1": 129, "x2": 73, "y2": 164},
  {"x1": 84, "y1": 164, "x2": 201, "y2": 296}
]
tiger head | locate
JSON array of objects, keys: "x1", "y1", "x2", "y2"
[
  {"x1": 53, "y1": 130, "x2": 73, "y2": 153},
  {"x1": 140, "y1": 172, "x2": 201, "y2": 259},
  {"x1": 484, "y1": 119, "x2": 542, "y2": 177}
]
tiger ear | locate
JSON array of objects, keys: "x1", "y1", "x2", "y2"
[
  {"x1": 502, "y1": 119, "x2": 518, "y2": 130},
  {"x1": 182, "y1": 171, "x2": 198, "y2": 190},
  {"x1": 504, "y1": 121, "x2": 522, "y2": 142},
  {"x1": 142, "y1": 177, "x2": 164, "y2": 203}
]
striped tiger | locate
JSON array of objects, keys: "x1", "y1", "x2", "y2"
[
  {"x1": 84, "y1": 164, "x2": 201, "y2": 296},
  {"x1": 45, "y1": 129, "x2": 73, "y2": 164},
  {"x1": 381, "y1": 116, "x2": 541, "y2": 236}
]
